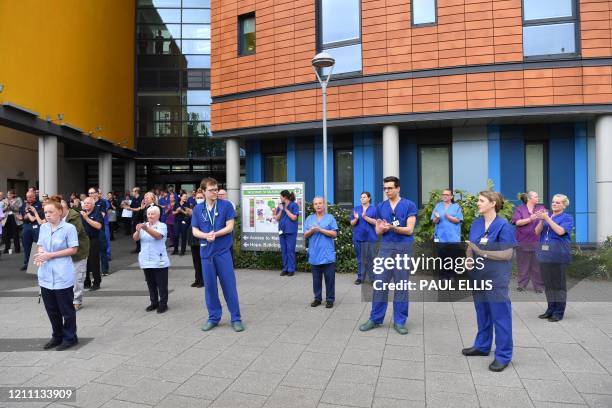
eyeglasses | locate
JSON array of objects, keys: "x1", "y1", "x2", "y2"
[
  {"x1": 88, "y1": 191, "x2": 96, "y2": 195},
  {"x1": 206, "y1": 188, "x2": 219, "y2": 192},
  {"x1": 383, "y1": 187, "x2": 396, "y2": 191}
]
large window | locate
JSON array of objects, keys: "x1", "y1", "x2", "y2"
[
  {"x1": 238, "y1": 13, "x2": 256, "y2": 56},
  {"x1": 334, "y1": 149, "x2": 354, "y2": 206},
  {"x1": 522, "y1": 0, "x2": 578, "y2": 58},
  {"x1": 525, "y1": 142, "x2": 548, "y2": 202},
  {"x1": 264, "y1": 154, "x2": 287, "y2": 182},
  {"x1": 318, "y1": 0, "x2": 361, "y2": 76},
  {"x1": 419, "y1": 145, "x2": 451, "y2": 206},
  {"x1": 412, "y1": 0, "x2": 437, "y2": 26}
]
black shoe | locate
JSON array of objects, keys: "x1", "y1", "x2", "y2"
[
  {"x1": 516, "y1": 286, "x2": 525, "y2": 292},
  {"x1": 179, "y1": 252, "x2": 185, "y2": 256},
  {"x1": 325, "y1": 301, "x2": 334, "y2": 308},
  {"x1": 56, "y1": 341, "x2": 78, "y2": 351},
  {"x1": 535, "y1": 289, "x2": 543, "y2": 294},
  {"x1": 196, "y1": 283, "x2": 204, "y2": 288},
  {"x1": 84, "y1": 282, "x2": 91, "y2": 289},
  {"x1": 280, "y1": 271, "x2": 288, "y2": 276},
  {"x1": 191, "y1": 282, "x2": 199, "y2": 287},
  {"x1": 489, "y1": 360, "x2": 509, "y2": 372},
  {"x1": 146, "y1": 304, "x2": 159, "y2": 312},
  {"x1": 354, "y1": 279, "x2": 362, "y2": 285},
  {"x1": 462, "y1": 347, "x2": 489, "y2": 356},
  {"x1": 20, "y1": 265, "x2": 27, "y2": 271},
  {"x1": 538, "y1": 312, "x2": 552, "y2": 319},
  {"x1": 157, "y1": 305, "x2": 168, "y2": 314},
  {"x1": 287, "y1": 272, "x2": 294, "y2": 276},
  {"x1": 130, "y1": 249, "x2": 139, "y2": 254},
  {"x1": 310, "y1": 300, "x2": 321, "y2": 307},
  {"x1": 89, "y1": 285, "x2": 100, "y2": 291},
  {"x1": 548, "y1": 315, "x2": 562, "y2": 322},
  {"x1": 43, "y1": 339, "x2": 62, "y2": 350}
]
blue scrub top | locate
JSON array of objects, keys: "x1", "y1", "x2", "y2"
[
  {"x1": 537, "y1": 212, "x2": 573, "y2": 264},
  {"x1": 468, "y1": 216, "x2": 517, "y2": 286},
  {"x1": 277, "y1": 201, "x2": 299, "y2": 234},
  {"x1": 187, "y1": 196, "x2": 197, "y2": 208},
  {"x1": 376, "y1": 198, "x2": 418, "y2": 243},
  {"x1": 82, "y1": 207, "x2": 103, "y2": 239},
  {"x1": 304, "y1": 213, "x2": 338, "y2": 265},
  {"x1": 191, "y1": 199, "x2": 236, "y2": 259},
  {"x1": 350, "y1": 205, "x2": 378, "y2": 242},
  {"x1": 431, "y1": 202, "x2": 463, "y2": 242},
  {"x1": 19, "y1": 200, "x2": 44, "y2": 225},
  {"x1": 37, "y1": 220, "x2": 79, "y2": 290},
  {"x1": 159, "y1": 196, "x2": 169, "y2": 222}
]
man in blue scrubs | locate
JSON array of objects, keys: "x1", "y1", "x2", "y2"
[
  {"x1": 191, "y1": 177, "x2": 244, "y2": 332},
  {"x1": 17, "y1": 190, "x2": 45, "y2": 271},
  {"x1": 360, "y1": 176, "x2": 417, "y2": 335}
]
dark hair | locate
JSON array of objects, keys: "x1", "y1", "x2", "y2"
[
  {"x1": 478, "y1": 191, "x2": 505, "y2": 213},
  {"x1": 360, "y1": 191, "x2": 372, "y2": 203},
  {"x1": 442, "y1": 188, "x2": 455, "y2": 203},
  {"x1": 200, "y1": 177, "x2": 218, "y2": 190},
  {"x1": 383, "y1": 176, "x2": 400, "y2": 187},
  {"x1": 280, "y1": 190, "x2": 295, "y2": 202},
  {"x1": 519, "y1": 192, "x2": 529, "y2": 204}
]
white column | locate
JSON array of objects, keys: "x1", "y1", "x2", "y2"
[
  {"x1": 225, "y1": 137, "x2": 241, "y2": 205},
  {"x1": 98, "y1": 152, "x2": 112, "y2": 195},
  {"x1": 124, "y1": 159, "x2": 136, "y2": 192},
  {"x1": 596, "y1": 116, "x2": 612, "y2": 243},
  {"x1": 382, "y1": 125, "x2": 400, "y2": 178},
  {"x1": 38, "y1": 135, "x2": 58, "y2": 197}
]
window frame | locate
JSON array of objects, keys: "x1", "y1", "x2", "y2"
[
  {"x1": 524, "y1": 141, "x2": 549, "y2": 204},
  {"x1": 316, "y1": 0, "x2": 362, "y2": 78},
  {"x1": 417, "y1": 144, "x2": 452, "y2": 207},
  {"x1": 411, "y1": 0, "x2": 438, "y2": 27},
  {"x1": 334, "y1": 148, "x2": 354, "y2": 207},
  {"x1": 521, "y1": 0, "x2": 581, "y2": 60},
  {"x1": 237, "y1": 12, "x2": 256, "y2": 57}
]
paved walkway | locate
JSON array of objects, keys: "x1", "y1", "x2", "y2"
[{"x1": 1, "y1": 243, "x2": 612, "y2": 408}]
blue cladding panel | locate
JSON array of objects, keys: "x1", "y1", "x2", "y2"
[
  {"x1": 399, "y1": 134, "x2": 418, "y2": 205},
  {"x1": 314, "y1": 135, "x2": 334, "y2": 204},
  {"x1": 353, "y1": 133, "x2": 377, "y2": 205},
  {"x1": 287, "y1": 136, "x2": 296, "y2": 182},
  {"x1": 487, "y1": 126, "x2": 502, "y2": 192},
  {"x1": 549, "y1": 123, "x2": 575, "y2": 216},
  {"x1": 574, "y1": 122, "x2": 588, "y2": 243},
  {"x1": 246, "y1": 140, "x2": 262, "y2": 183},
  {"x1": 295, "y1": 139, "x2": 315, "y2": 202},
  {"x1": 500, "y1": 126, "x2": 525, "y2": 206}
]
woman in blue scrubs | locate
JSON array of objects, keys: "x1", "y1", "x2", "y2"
[
  {"x1": 463, "y1": 191, "x2": 516, "y2": 372},
  {"x1": 431, "y1": 188, "x2": 463, "y2": 280},
  {"x1": 304, "y1": 196, "x2": 338, "y2": 308},
  {"x1": 534, "y1": 194, "x2": 574, "y2": 322},
  {"x1": 350, "y1": 192, "x2": 377, "y2": 285},
  {"x1": 276, "y1": 190, "x2": 299, "y2": 277}
]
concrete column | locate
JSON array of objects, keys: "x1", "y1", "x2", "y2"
[
  {"x1": 382, "y1": 125, "x2": 400, "y2": 178},
  {"x1": 38, "y1": 135, "x2": 58, "y2": 197},
  {"x1": 98, "y1": 152, "x2": 112, "y2": 195},
  {"x1": 596, "y1": 116, "x2": 612, "y2": 243},
  {"x1": 226, "y1": 137, "x2": 241, "y2": 205},
  {"x1": 124, "y1": 159, "x2": 136, "y2": 192}
]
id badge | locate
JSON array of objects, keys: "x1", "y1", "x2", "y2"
[
  {"x1": 434, "y1": 238, "x2": 440, "y2": 243},
  {"x1": 479, "y1": 237, "x2": 488, "y2": 245},
  {"x1": 182, "y1": 220, "x2": 186, "y2": 224},
  {"x1": 158, "y1": 259, "x2": 165, "y2": 267},
  {"x1": 541, "y1": 244, "x2": 550, "y2": 251},
  {"x1": 33, "y1": 225, "x2": 38, "y2": 229},
  {"x1": 278, "y1": 230, "x2": 283, "y2": 235},
  {"x1": 392, "y1": 220, "x2": 400, "y2": 227},
  {"x1": 201, "y1": 242, "x2": 207, "y2": 247}
]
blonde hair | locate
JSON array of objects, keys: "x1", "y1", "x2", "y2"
[{"x1": 552, "y1": 194, "x2": 570, "y2": 208}]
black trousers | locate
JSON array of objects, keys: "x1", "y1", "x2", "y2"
[
  {"x1": 3, "y1": 214, "x2": 20, "y2": 252},
  {"x1": 85, "y1": 237, "x2": 101, "y2": 286},
  {"x1": 191, "y1": 245, "x2": 203, "y2": 284},
  {"x1": 41, "y1": 286, "x2": 77, "y2": 345},
  {"x1": 132, "y1": 219, "x2": 141, "y2": 251},
  {"x1": 144, "y1": 267, "x2": 169, "y2": 306},
  {"x1": 173, "y1": 222, "x2": 188, "y2": 254},
  {"x1": 540, "y1": 262, "x2": 567, "y2": 318}
]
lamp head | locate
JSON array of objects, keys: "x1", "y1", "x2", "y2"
[{"x1": 311, "y1": 51, "x2": 335, "y2": 69}]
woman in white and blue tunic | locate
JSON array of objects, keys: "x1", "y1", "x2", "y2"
[{"x1": 35, "y1": 197, "x2": 79, "y2": 351}]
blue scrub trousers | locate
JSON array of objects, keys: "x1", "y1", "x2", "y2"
[
  {"x1": 41, "y1": 286, "x2": 77, "y2": 345},
  {"x1": 472, "y1": 288, "x2": 513, "y2": 365},
  {"x1": 22, "y1": 223, "x2": 40, "y2": 267},
  {"x1": 312, "y1": 262, "x2": 335, "y2": 302},
  {"x1": 99, "y1": 230, "x2": 109, "y2": 273},
  {"x1": 201, "y1": 249, "x2": 241, "y2": 323},
  {"x1": 370, "y1": 249, "x2": 409, "y2": 326},
  {"x1": 354, "y1": 241, "x2": 376, "y2": 281},
  {"x1": 280, "y1": 233, "x2": 297, "y2": 273},
  {"x1": 104, "y1": 222, "x2": 111, "y2": 257}
]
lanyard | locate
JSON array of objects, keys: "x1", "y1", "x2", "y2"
[{"x1": 204, "y1": 202, "x2": 217, "y2": 230}]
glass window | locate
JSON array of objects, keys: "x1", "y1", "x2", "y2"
[
  {"x1": 412, "y1": 0, "x2": 437, "y2": 25},
  {"x1": 182, "y1": 8, "x2": 210, "y2": 23},
  {"x1": 184, "y1": 90, "x2": 212, "y2": 105},
  {"x1": 180, "y1": 39, "x2": 211, "y2": 54},
  {"x1": 321, "y1": 0, "x2": 360, "y2": 45},
  {"x1": 525, "y1": 143, "x2": 546, "y2": 201},
  {"x1": 185, "y1": 106, "x2": 210, "y2": 121},
  {"x1": 184, "y1": 121, "x2": 211, "y2": 137},
  {"x1": 239, "y1": 13, "x2": 256, "y2": 55},
  {"x1": 419, "y1": 146, "x2": 450, "y2": 205},
  {"x1": 185, "y1": 55, "x2": 211, "y2": 68},
  {"x1": 138, "y1": 8, "x2": 181, "y2": 24},
  {"x1": 182, "y1": 0, "x2": 211, "y2": 8},
  {"x1": 137, "y1": 24, "x2": 181, "y2": 39},
  {"x1": 334, "y1": 149, "x2": 354, "y2": 205},
  {"x1": 523, "y1": 23, "x2": 576, "y2": 56},
  {"x1": 523, "y1": 0, "x2": 573, "y2": 21},
  {"x1": 322, "y1": 44, "x2": 362, "y2": 76},
  {"x1": 264, "y1": 154, "x2": 287, "y2": 182},
  {"x1": 182, "y1": 24, "x2": 210, "y2": 38},
  {"x1": 138, "y1": 0, "x2": 181, "y2": 7}
]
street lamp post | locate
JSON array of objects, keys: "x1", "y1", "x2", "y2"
[{"x1": 312, "y1": 52, "x2": 335, "y2": 207}]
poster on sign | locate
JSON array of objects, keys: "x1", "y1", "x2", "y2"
[{"x1": 240, "y1": 182, "x2": 305, "y2": 252}]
